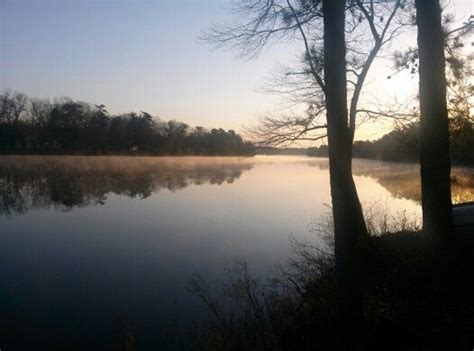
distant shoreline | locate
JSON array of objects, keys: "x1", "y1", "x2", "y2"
[{"x1": 0, "y1": 151, "x2": 256, "y2": 157}]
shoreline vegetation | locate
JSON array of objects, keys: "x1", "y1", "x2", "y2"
[
  {"x1": 259, "y1": 118, "x2": 474, "y2": 166},
  {"x1": 188, "y1": 229, "x2": 474, "y2": 351},
  {"x1": 308, "y1": 120, "x2": 474, "y2": 166},
  {"x1": 0, "y1": 91, "x2": 255, "y2": 157},
  {"x1": 186, "y1": 204, "x2": 474, "y2": 351},
  {"x1": 3, "y1": 92, "x2": 473, "y2": 165}
]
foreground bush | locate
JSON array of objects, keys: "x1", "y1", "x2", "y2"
[{"x1": 189, "y1": 222, "x2": 473, "y2": 350}]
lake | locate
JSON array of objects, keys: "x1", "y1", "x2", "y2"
[{"x1": 1, "y1": 155, "x2": 473, "y2": 350}]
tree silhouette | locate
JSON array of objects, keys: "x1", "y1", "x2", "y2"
[
  {"x1": 239, "y1": 0, "x2": 410, "y2": 147},
  {"x1": 322, "y1": 0, "x2": 366, "y2": 341},
  {"x1": 415, "y1": 0, "x2": 452, "y2": 243},
  {"x1": 0, "y1": 92, "x2": 254, "y2": 156},
  {"x1": 202, "y1": 0, "x2": 411, "y2": 336}
]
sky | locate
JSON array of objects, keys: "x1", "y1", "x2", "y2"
[{"x1": 1, "y1": 0, "x2": 472, "y2": 140}]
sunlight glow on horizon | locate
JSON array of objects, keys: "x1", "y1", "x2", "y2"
[{"x1": 1, "y1": 0, "x2": 472, "y2": 142}]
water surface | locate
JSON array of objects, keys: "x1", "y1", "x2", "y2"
[{"x1": 1, "y1": 155, "x2": 472, "y2": 350}]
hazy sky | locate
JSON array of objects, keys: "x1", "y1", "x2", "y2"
[{"x1": 1, "y1": 0, "x2": 472, "y2": 140}]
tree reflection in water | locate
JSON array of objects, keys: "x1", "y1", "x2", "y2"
[
  {"x1": 0, "y1": 156, "x2": 254, "y2": 216},
  {"x1": 304, "y1": 158, "x2": 474, "y2": 204},
  {"x1": 350, "y1": 160, "x2": 474, "y2": 204},
  {"x1": 2, "y1": 156, "x2": 473, "y2": 217}
]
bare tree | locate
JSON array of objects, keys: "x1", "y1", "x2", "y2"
[
  {"x1": 0, "y1": 90, "x2": 29, "y2": 125},
  {"x1": 0, "y1": 91, "x2": 30, "y2": 150},
  {"x1": 202, "y1": 0, "x2": 410, "y2": 336},
  {"x1": 234, "y1": 0, "x2": 411, "y2": 147}
]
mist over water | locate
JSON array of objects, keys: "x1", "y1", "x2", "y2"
[{"x1": 0, "y1": 155, "x2": 472, "y2": 350}]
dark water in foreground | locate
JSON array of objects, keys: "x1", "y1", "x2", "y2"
[{"x1": 0, "y1": 156, "x2": 473, "y2": 350}]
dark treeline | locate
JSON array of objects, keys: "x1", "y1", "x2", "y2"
[
  {"x1": 0, "y1": 91, "x2": 255, "y2": 156},
  {"x1": 308, "y1": 118, "x2": 474, "y2": 166}
]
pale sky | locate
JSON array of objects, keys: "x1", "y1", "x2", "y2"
[{"x1": 1, "y1": 0, "x2": 472, "y2": 141}]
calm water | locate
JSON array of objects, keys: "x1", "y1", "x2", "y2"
[{"x1": 1, "y1": 156, "x2": 473, "y2": 350}]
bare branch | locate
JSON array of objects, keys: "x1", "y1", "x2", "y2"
[{"x1": 286, "y1": 0, "x2": 326, "y2": 93}]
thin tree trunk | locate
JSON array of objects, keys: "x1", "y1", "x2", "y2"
[
  {"x1": 322, "y1": 0, "x2": 367, "y2": 340},
  {"x1": 415, "y1": 0, "x2": 452, "y2": 244}
]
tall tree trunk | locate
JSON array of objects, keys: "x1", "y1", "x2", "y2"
[
  {"x1": 415, "y1": 0, "x2": 452, "y2": 244},
  {"x1": 322, "y1": 0, "x2": 367, "y2": 339}
]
